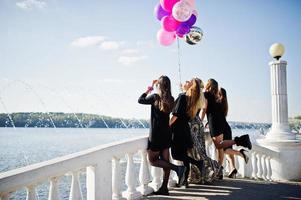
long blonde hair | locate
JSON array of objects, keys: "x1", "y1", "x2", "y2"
[
  {"x1": 186, "y1": 78, "x2": 204, "y2": 118},
  {"x1": 155, "y1": 75, "x2": 174, "y2": 113}
]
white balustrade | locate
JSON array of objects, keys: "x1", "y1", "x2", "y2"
[
  {"x1": 48, "y1": 177, "x2": 59, "y2": 200},
  {"x1": 0, "y1": 132, "x2": 283, "y2": 200},
  {"x1": 261, "y1": 155, "x2": 267, "y2": 180},
  {"x1": 69, "y1": 171, "x2": 83, "y2": 200},
  {"x1": 112, "y1": 157, "x2": 122, "y2": 200},
  {"x1": 204, "y1": 133, "x2": 280, "y2": 182},
  {"x1": 137, "y1": 150, "x2": 153, "y2": 195},
  {"x1": 0, "y1": 135, "x2": 148, "y2": 200},
  {"x1": 149, "y1": 166, "x2": 162, "y2": 191},
  {"x1": 26, "y1": 185, "x2": 37, "y2": 200},
  {"x1": 256, "y1": 154, "x2": 263, "y2": 179},
  {"x1": 122, "y1": 153, "x2": 141, "y2": 199},
  {"x1": 251, "y1": 152, "x2": 258, "y2": 179},
  {"x1": 0, "y1": 192, "x2": 11, "y2": 200},
  {"x1": 265, "y1": 156, "x2": 272, "y2": 181},
  {"x1": 168, "y1": 154, "x2": 178, "y2": 187}
]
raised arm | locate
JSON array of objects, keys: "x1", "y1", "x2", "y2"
[
  {"x1": 138, "y1": 80, "x2": 158, "y2": 105},
  {"x1": 138, "y1": 92, "x2": 156, "y2": 105}
]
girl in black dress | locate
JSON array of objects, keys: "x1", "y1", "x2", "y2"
[
  {"x1": 170, "y1": 78, "x2": 205, "y2": 187},
  {"x1": 138, "y1": 75, "x2": 186, "y2": 195},
  {"x1": 200, "y1": 79, "x2": 252, "y2": 168},
  {"x1": 218, "y1": 88, "x2": 249, "y2": 178}
]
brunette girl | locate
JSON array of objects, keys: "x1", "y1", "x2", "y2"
[
  {"x1": 138, "y1": 75, "x2": 186, "y2": 195},
  {"x1": 201, "y1": 79, "x2": 252, "y2": 177},
  {"x1": 218, "y1": 88, "x2": 249, "y2": 178}
]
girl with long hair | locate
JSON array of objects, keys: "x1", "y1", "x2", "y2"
[
  {"x1": 138, "y1": 75, "x2": 186, "y2": 195},
  {"x1": 218, "y1": 88, "x2": 249, "y2": 178},
  {"x1": 170, "y1": 78, "x2": 205, "y2": 187},
  {"x1": 185, "y1": 78, "x2": 217, "y2": 184},
  {"x1": 200, "y1": 79, "x2": 252, "y2": 177}
]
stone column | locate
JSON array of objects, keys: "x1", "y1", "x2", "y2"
[{"x1": 265, "y1": 60, "x2": 296, "y2": 141}]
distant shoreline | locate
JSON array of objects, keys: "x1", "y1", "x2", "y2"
[{"x1": 0, "y1": 112, "x2": 273, "y2": 129}]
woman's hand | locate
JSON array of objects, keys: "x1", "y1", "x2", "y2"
[{"x1": 152, "y1": 79, "x2": 158, "y2": 87}]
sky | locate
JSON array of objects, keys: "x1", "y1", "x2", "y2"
[{"x1": 0, "y1": 0, "x2": 300, "y2": 123}]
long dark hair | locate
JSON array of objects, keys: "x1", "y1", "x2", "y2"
[
  {"x1": 219, "y1": 88, "x2": 228, "y2": 117},
  {"x1": 205, "y1": 78, "x2": 219, "y2": 100},
  {"x1": 155, "y1": 75, "x2": 174, "y2": 113}
]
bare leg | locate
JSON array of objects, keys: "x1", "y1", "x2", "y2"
[
  {"x1": 212, "y1": 134, "x2": 225, "y2": 166},
  {"x1": 224, "y1": 148, "x2": 244, "y2": 170},
  {"x1": 212, "y1": 133, "x2": 235, "y2": 149}
]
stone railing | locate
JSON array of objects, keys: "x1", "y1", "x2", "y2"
[
  {"x1": 0, "y1": 132, "x2": 282, "y2": 200},
  {"x1": 0, "y1": 135, "x2": 166, "y2": 200},
  {"x1": 205, "y1": 133, "x2": 280, "y2": 181}
]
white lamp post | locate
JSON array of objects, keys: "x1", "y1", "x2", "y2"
[
  {"x1": 257, "y1": 43, "x2": 301, "y2": 181},
  {"x1": 265, "y1": 43, "x2": 296, "y2": 141}
]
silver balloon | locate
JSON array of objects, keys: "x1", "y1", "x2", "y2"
[{"x1": 185, "y1": 26, "x2": 203, "y2": 45}]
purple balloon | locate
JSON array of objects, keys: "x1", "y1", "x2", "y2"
[
  {"x1": 183, "y1": 14, "x2": 197, "y2": 27},
  {"x1": 154, "y1": 3, "x2": 170, "y2": 21},
  {"x1": 176, "y1": 24, "x2": 190, "y2": 35}
]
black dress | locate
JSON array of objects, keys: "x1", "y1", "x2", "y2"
[
  {"x1": 171, "y1": 93, "x2": 193, "y2": 157},
  {"x1": 138, "y1": 93, "x2": 172, "y2": 151},
  {"x1": 204, "y1": 92, "x2": 223, "y2": 137},
  {"x1": 217, "y1": 102, "x2": 233, "y2": 150}
]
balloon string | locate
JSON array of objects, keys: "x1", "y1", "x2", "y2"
[{"x1": 177, "y1": 37, "x2": 182, "y2": 91}]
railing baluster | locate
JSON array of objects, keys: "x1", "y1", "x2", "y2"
[
  {"x1": 69, "y1": 171, "x2": 83, "y2": 200},
  {"x1": 122, "y1": 153, "x2": 141, "y2": 199},
  {"x1": 261, "y1": 155, "x2": 267, "y2": 180},
  {"x1": 137, "y1": 150, "x2": 153, "y2": 195},
  {"x1": 48, "y1": 177, "x2": 59, "y2": 200},
  {"x1": 26, "y1": 185, "x2": 37, "y2": 200},
  {"x1": 86, "y1": 159, "x2": 112, "y2": 200},
  {"x1": 168, "y1": 153, "x2": 177, "y2": 187},
  {"x1": 0, "y1": 192, "x2": 11, "y2": 200},
  {"x1": 256, "y1": 154, "x2": 263, "y2": 179},
  {"x1": 251, "y1": 152, "x2": 257, "y2": 179},
  {"x1": 149, "y1": 166, "x2": 162, "y2": 191},
  {"x1": 112, "y1": 157, "x2": 122, "y2": 200},
  {"x1": 265, "y1": 156, "x2": 272, "y2": 181}
]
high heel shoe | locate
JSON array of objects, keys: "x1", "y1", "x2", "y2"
[
  {"x1": 240, "y1": 149, "x2": 249, "y2": 164},
  {"x1": 228, "y1": 168, "x2": 238, "y2": 178}
]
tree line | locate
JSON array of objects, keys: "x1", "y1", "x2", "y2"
[{"x1": 0, "y1": 112, "x2": 149, "y2": 128}]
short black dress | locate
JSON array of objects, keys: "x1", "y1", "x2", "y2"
[
  {"x1": 138, "y1": 93, "x2": 172, "y2": 151},
  {"x1": 217, "y1": 102, "x2": 233, "y2": 150},
  {"x1": 171, "y1": 93, "x2": 193, "y2": 156},
  {"x1": 204, "y1": 92, "x2": 223, "y2": 137}
]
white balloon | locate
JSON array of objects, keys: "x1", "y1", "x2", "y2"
[{"x1": 172, "y1": 1, "x2": 192, "y2": 22}]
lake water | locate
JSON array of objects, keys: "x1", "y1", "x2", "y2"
[{"x1": 0, "y1": 127, "x2": 264, "y2": 199}]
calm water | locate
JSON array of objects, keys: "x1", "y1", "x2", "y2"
[
  {"x1": 0, "y1": 128, "x2": 148, "y2": 173},
  {"x1": 0, "y1": 127, "x2": 263, "y2": 199}
]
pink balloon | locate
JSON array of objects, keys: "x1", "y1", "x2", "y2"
[
  {"x1": 161, "y1": 15, "x2": 181, "y2": 32},
  {"x1": 160, "y1": 0, "x2": 180, "y2": 12},
  {"x1": 184, "y1": 0, "x2": 196, "y2": 8},
  {"x1": 157, "y1": 29, "x2": 176, "y2": 46},
  {"x1": 172, "y1": 1, "x2": 193, "y2": 22}
]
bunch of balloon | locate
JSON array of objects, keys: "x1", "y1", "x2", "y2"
[{"x1": 154, "y1": 0, "x2": 203, "y2": 46}]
